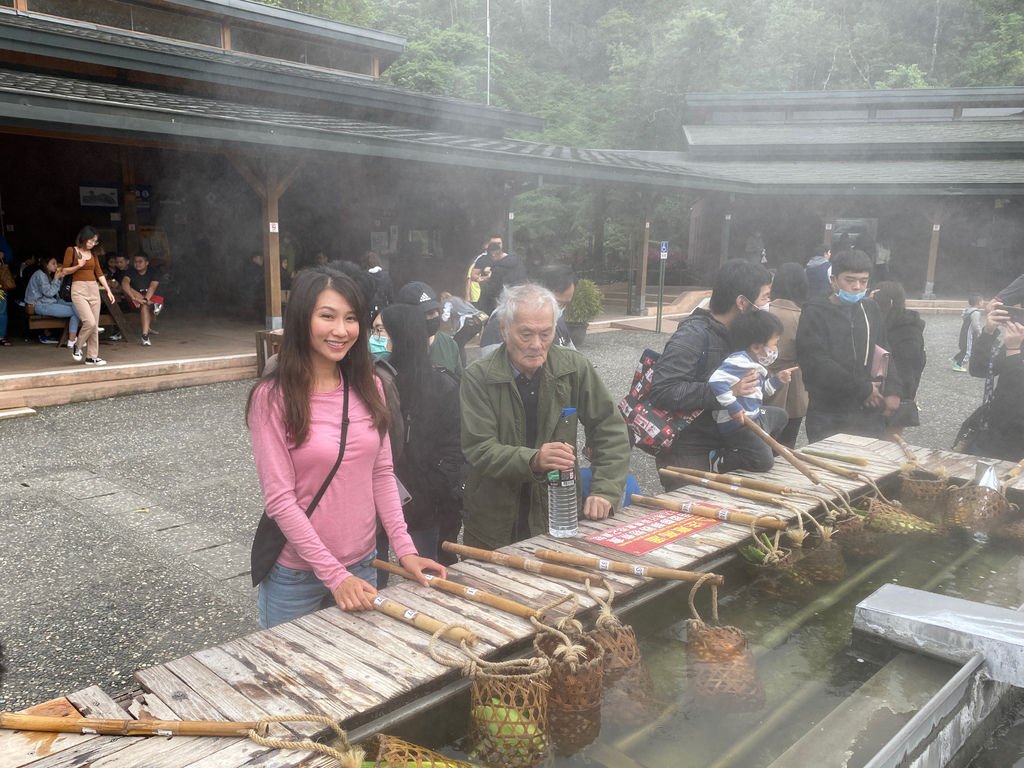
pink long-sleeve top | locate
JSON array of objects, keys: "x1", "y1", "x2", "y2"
[{"x1": 249, "y1": 377, "x2": 416, "y2": 591}]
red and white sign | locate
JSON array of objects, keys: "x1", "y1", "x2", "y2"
[{"x1": 585, "y1": 509, "x2": 720, "y2": 555}]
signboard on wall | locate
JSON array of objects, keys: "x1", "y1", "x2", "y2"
[{"x1": 80, "y1": 184, "x2": 119, "y2": 208}]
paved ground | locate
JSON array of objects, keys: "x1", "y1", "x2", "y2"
[{"x1": 0, "y1": 314, "x2": 982, "y2": 711}]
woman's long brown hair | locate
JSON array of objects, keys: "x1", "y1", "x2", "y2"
[{"x1": 246, "y1": 267, "x2": 389, "y2": 446}]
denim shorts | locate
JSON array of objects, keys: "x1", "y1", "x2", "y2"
[{"x1": 257, "y1": 552, "x2": 376, "y2": 629}]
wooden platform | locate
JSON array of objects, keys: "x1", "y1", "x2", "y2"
[
  {"x1": 3, "y1": 435, "x2": 1021, "y2": 767},
  {"x1": 0, "y1": 317, "x2": 261, "y2": 410}
]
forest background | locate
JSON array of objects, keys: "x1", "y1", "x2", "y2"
[{"x1": 266, "y1": 0, "x2": 1024, "y2": 280}]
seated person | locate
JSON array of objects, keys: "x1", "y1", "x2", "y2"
[
  {"x1": 707, "y1": 311, "x2": 793, "y2": 472},
  {"x1": 24, "y1": 255, "x2": 80, "y2": 349},
  {"x1": 121, "y1": 253, "x2": 162, "y2": 346}
]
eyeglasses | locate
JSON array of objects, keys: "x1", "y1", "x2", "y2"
[{"x1": 371, "y1": 327, "x2": 388, "y2": 338}]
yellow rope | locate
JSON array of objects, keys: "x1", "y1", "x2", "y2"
[{"x1": 246, "y1": 715, "x2": 364, "y2": 767}]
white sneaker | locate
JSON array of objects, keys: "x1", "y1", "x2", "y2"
[
  {"x1": 71, "y1": 344, "x2": 83, "y2": 362},
  {"x1": 84, "y1": 357, "x2": 107, "y2": 366},
  {"x1": 67, "y1": 339, "x2": 75, "y2": 348},
  {"x1": 141, "y1": 335, "x2": 152, "y2": 346}
]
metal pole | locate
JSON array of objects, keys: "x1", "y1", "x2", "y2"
[
  {"x1": 656, "y1": 246, "x2": 666, "y2": 334},
  {"x1": 485, "y1": 0, "x2": 491, "y2": 106}
]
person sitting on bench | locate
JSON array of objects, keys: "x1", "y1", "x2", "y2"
[
  {"x1": 121, "y1": 252, "x2": 162, "y2": 347},
  {"x1": 25, "y1": 255, "x2": 79, "y2": 349}
]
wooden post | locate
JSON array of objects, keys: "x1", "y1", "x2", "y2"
[
  {"x1": 228, "y1": 155, "x2": 303, "y2": 330},
  {"x1": 687, "y1": 197, "x2": 705, "y2": 270},
  {"x1": 924, "y1": 206, "x2": 943, "y2": 299},
  {"x1": 639, "y1": 218, "x2": 651, "y2": 314},
  {"x1": 120, "y1": 147, "x2": 139, "y2": 259},
  {"x1": 823, "y1": 205, "x2": 835, "y2": 249}
]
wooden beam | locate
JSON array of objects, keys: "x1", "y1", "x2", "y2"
[
  {"x1": 923, "y1": 205, "x2": 943, "y2": 299},
  {"x1": 720, "y1": 210, "x2": 732, "y2": 265},
  {"x1": 120, "y1": 146, "x2": 139, "y2": 258}
]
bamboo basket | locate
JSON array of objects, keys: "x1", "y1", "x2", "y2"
[
  {"x1": 600, "y1": 660, "x2": 661, "y2": 730},
  {"x1": 686, "y1": 574, "x2": 764, "y2": 711},
  {"x1": 533, "y1": 626, "x2": 605, "y2": 713},
  {"x1": 430, "y1": 632, "x2": 550, "y2": 768},
  {"x1": 371, "y1": 734, "x2": 478, "y2": 768},
  {"x1": 864, "y1": 496, "x2": 939, "y2": 535},
  {"x1": 945, "y1": 485, "x2": 1015, "y2": 535},
  {"x1": 900, "y1": 467, "x2": 954, "y2": 503},
  {"x1": 993, "y1": 516, "x2": 1024, "y2": 545},
  {"x1": 741, "y1": 544, "x2": 813, "y2": 601},
  {"x1": 585, "y1": 581, "x2": 642, "y2": 679}
]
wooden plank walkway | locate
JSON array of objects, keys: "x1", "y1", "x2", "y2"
[{"x1": 4, "y1": 435, "x2": 1022, "y2": 767}]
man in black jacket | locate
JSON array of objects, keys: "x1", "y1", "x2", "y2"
[
  {"x1": 650, "y1": 259, "x2": 772, "y2": 483},
  {"x1": 797, "y1": 249, "x2": 902, "y2": 443}
]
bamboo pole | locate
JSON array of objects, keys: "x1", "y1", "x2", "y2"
[
  {"x1": 665, "y1": 465, "x2": 798, "y2": 495},
  {"x1": 629, "y1": 494, "x2": 788, "y2": 531},
  {"x1": 371, "y1": 594, "x2": 478, "y2": 646},
  {"x1": 799, "y1": 447, "x2": 870, "y2": 467},
  {"x1": 0, "y1": 712, "x2": 259, "y2": 737},
  {"x1": 372, "y1": 559, "x2": 540, "y2": 620},
  {"x1": 442, "y1": 542, "x2": 604, "y2": 586},
  {"x1": 658, "y1": 468, "x2": 790, "y2": 506},
  {"x1": 793, "y1": 449, "x2": 864, "y2": 481},
  {"x1": 741, "y1": 417, "x2": 823, "y2": 485},
  {"x1": 534, "y1": 548, "x2": 724, "y2": 585}
]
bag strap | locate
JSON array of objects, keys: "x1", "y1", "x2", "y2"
[{"x1": 303, "y1": 369, "x2": 350, "y2": 519}]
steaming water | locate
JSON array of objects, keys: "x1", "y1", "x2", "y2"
[{"x1": 382, "y1": 513, "x2": 1024, "y2": 767}]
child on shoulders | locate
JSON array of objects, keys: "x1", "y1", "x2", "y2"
[{"x1": 707, "y1": 310, "x2": 794, "y2": 473}]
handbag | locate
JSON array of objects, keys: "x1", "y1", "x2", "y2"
[
  {"x1": 953, "y1": 351, "x2": 996, "y2": 455},
  {"x1": 618, "y1": 343, "x2": 706, "y2": 456},
  {"x1": 58, "y1": 274, "x2": 73, "y2": 302},
  {"x1": 0, "y1": 262, "x2": 14, "y2": 292},
  {"x1": 250, "y1": 372, "x2": 350, "y2": 587}
]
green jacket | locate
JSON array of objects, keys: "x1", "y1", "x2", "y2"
[{"x1": 460, "y1": 344, "x2": 630, "y2": 549}]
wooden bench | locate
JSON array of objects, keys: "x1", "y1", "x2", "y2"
[{"x1": 26, "y1": 305, "x2": 116, "y2": 345}]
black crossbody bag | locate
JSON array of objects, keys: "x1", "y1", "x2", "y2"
[{"x1": 250, "y1": 373, "x2": 350, "y2": 587}]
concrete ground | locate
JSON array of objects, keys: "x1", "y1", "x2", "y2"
[{"x1": 0, "y1": 314, "x2": 983, "y2": 712}]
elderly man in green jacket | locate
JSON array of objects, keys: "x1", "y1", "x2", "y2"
[{"x1": 461, "y1": 282, "x2": 630, "y2": 550}]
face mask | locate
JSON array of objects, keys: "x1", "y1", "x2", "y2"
[
  {"x1": 425, "y1": 317, "x2": 441, "y2": 337},
  {"x1": 757, "y1": 348, "x2": 778, "y2": 366},
  {"x1": 369, "y1": 335, "x2": 390, "y2": 358},
  {"x1": 742, "y1": 295, "x2": 770, "y2": 313},
  {"x1": 836, "y1": 289, "x2": 866, "y2": 304}
]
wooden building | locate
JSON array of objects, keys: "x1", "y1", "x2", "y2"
[
  {"x1": 654, "y1": 88, "x2": 1024, "y2": 298},
  {"x1": 0, "y1": 0, "x2": 720, "y2": 330}
]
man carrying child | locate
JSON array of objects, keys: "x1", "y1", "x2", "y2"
[{"x1": 707, "y1": 311, "x2": 794, "y2": 472}]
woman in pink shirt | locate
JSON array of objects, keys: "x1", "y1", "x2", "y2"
[{"x1": 247, "y1": 268, "x2": 445, "y2": 628}]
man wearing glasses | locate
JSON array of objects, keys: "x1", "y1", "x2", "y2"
[{"x1": 797, "y1": 249, "x2": 903, "y2": 443}]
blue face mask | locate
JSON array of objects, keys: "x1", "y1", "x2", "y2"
[
  {"x1": 836, "y1": 288, "x2": 867, "y2": 304},
  {"x1": 369, "y1": 335, "x2": 390, "y2": 359}
]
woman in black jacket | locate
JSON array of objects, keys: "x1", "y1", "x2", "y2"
[
  {"x1": 873, "y1": 281, "x2": 926, "y2": 438},
  {"x1": 380, "y1": 303, "x2": 465, "y2": 564},
  {"x1": 965, "y1": 305, "x2": 1024, "y2": 462}
]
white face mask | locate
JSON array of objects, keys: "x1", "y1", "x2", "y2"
[{"x1": 757, "y1": 348, "x2": 778, "y2": 366}]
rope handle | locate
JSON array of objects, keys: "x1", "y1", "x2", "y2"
[
  {"x1": 247, "y1": 715, "x2": 364, "y2": 767},
  {"x1": 585, "y1": 579, "x2": 621, "y2": 629},
  {"x1": 530, "y1": 615, "x2": 588, "y2": 666},
  {"x1": 428, "y1": 624, "x2": 548, "y2": 678},
  {"x1": 687, "y1": 572, "x2": 719, "y2": 625}
]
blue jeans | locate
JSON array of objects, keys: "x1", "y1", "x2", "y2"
[
  {"x1": 33, "y1": 301, "x2": 80, "y2": 335},
  {"x1": 0, "y1": 295, "x2": 7, "y2": 338},
  {"x1": 257, "y1": 552, "x2": 376, "y2": 629}
]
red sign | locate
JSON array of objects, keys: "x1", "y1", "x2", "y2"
[{"x1": 585, "y1": 509, "x2": 720, "y2": 555}]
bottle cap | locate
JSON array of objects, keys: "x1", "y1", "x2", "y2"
[{"x1": 560, "y1": 407, "x2": 577, "y2": 417}]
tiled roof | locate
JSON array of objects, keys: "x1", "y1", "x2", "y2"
[
  {"x1": 0, "y1": 67, "x2": 734, "y2": 190},
  {"x1": 0, "y1": 10, "x2": 542, "y2": 133},
  {"x1": 685, "y1": 121, "x2": 1024, "y2": 147}
]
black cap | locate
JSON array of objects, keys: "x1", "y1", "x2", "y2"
[{"x1": 396, "y1": 281, "x2": 441, "y2": 314}]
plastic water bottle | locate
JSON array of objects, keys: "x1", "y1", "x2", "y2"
[{"x1": 547, "y1": 407, "x2": 579, "y2": 538}]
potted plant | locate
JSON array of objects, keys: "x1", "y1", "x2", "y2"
[{"x1": 563, "y1": 278, "x2": 603, "y2": 347}]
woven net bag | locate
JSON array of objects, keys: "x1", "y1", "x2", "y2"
[
  {"x1": 796, "y1": 531, "x2": 847, "y2": 583},
  {"x1": 686, "y1": 574, "x2": 764, "y2": 711},
  {"x1": 430, "y1": 630, "x2": 550, "y2": 768},
  {"x1": 370, "y1": 734, "x2": 478, "y2": 768},
  {"x1": 533, "y1": 624, "x2": 605, "y2": 713},
  {"x1": 945, "y1": 485, "x2": 1015, "y2": 534},
  {"x1": 743, "y1": 546, "x2": 812, "y2": 601},
  {"x1": 548, "y1": 705, "x2": 601, "y2": 756},
  {"x1": 585, "y1": 581, "x2": 642, "y2": 679},
  {"x1": 864, "y1": 496, "x2": 939, "y2": 535},
  {"x1": 835, "y1": 512, "x2": 891, "y2": 561}
]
